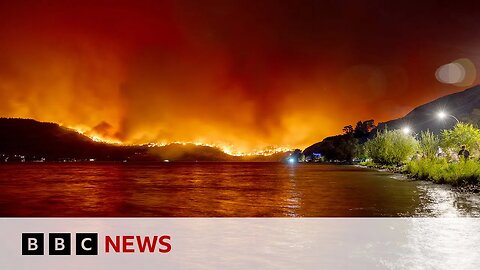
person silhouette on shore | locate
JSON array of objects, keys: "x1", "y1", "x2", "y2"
[{"x1": 458, "y1": 145, "x2": 470, "y2": 160}]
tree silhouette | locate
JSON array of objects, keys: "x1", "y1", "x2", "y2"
[
  {"x1": 343, "y1": 125, "x2": 354, "y2": 134},
  {"x1": 354, "y1": 120, "x2": 375, "y2": 138}
]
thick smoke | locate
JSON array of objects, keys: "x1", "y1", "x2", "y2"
[{"x1": 0, "y1": 1, "x2": 479, "y2": 152}]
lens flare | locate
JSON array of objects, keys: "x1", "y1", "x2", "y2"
[{"x1": 435, "y1": 58, "x2": 476, "y2": 86}]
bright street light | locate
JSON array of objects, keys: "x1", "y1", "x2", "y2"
[
  {"x1": 437, "y1": 111, "x2": 460, "y2": 123},
  {"x1": 402, "y1": 126, "x2": 411, "y2": 134}
]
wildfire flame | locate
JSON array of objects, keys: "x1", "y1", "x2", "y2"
[
  {"x1": 68, "y1": 126, "x2": 291, "y2": 156},
  {"x1": 144, "y1": 142, "x2": 291, "y2": 156},
  {"x1": 68, "y1": 125, "x2": 123, "y2": 145}
]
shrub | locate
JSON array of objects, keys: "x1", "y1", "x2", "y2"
[
  {"x1": 365, "y1": 129, "x2": 419, "y2": 165},
  {"x1": 406, "y1": 159, "x2": 480, "y2": 185},
  {"x1": 418, "y1": 130, "x2": 439, "y2": 159},
  {"x1": 359, "y1": 160, "x2": 376, "y2": 167},
  {"x1": 441, "y1": 123, "x2": 480, "y2": 156}
]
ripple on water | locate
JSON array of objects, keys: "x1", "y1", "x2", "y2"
[{"x1": 0, "y1": 163, "x2": 479, "y2": 217}]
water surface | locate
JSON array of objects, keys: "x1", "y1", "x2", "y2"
[{"x1": 0, "y1": 163, "x2": 479, "y2": 217}]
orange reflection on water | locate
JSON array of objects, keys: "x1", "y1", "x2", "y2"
[{"x1": 0, "y1": 163, "x2": 479, "y2": 217}]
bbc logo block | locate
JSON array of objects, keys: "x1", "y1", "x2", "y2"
[
  {"x1": 76, "y1": 233, "x2": 98, "y2": 255},
  {"x1": 22, "y1": 233, "x2": 44, "y2": 255},
  {"x1": 48, "y1": 233, "x2": 71, "y2": 255},
  {"x1": 22, "y1": 233, "x2": 98, "y2": 255}
]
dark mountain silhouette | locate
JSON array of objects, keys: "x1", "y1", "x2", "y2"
[
  {"x1": 0, "y1": 118, "x2": 140, "y2": 161},
  {"x1": 0, "y1": 118, "x2": 289, "y2": 162},
  {"x1": 376, "y1": 85, "x2": 480, "y2": 134},
  {"x1": 147, "y1": 143, "x2": 234, "y2": 161},
  {"x1": 303, "y1": 134, "x2": 359, "y2": 161},
  {"x1": 303, "y1": 85, "x2": 480, "y2": 161}
]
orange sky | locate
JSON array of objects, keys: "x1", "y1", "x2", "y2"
[{"x1": 1, "y1": 0, "x2": 480, "y2": 153}]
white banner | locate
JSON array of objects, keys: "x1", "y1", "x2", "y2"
[{"x1": 1, "y1": 218, "x2": 479, "y2": 269}]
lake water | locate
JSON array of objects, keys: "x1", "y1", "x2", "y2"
[{"x1": 0, "y1": 163, "x2": 479, "y2": 217}]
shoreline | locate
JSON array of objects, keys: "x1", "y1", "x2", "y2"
[{"x1": 356, "y1": 164, "x2": 480, "y2": 194}]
